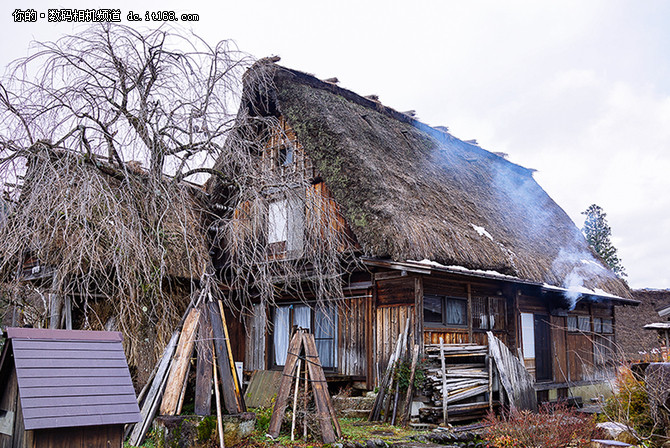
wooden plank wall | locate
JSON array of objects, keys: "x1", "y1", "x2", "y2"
[
  {"x1": 338, "y1": 296, "x2": 369, "y2": 378},
  {"x1": 31, "y1": 424, "x2": 123, "y2": 448},
  {"x1": 566, "y1": 334, "x2": 593, "y2": 381},
  {"x1": 244, "y1": 303, "x2": 267, "y2": 371},
  {"x1": 374, "y1": 304, "x2": 414, "y2": 385},
  {"x1": 224, "y1": 308, "x2": 246, "y2": 363},
  {"x1": 0, "y1": 369, "x2": 17, "y2": 448},
  {"x1": 551, "y1": 315, "x2": 568, "y2": 383}
]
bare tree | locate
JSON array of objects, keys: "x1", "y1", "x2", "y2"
[
  {"x1": 0, "y1": 25, "x2": 355, "y2": 376},
  {"x1": 0, "y1": 24, "x2": 250, "y2": 371}
]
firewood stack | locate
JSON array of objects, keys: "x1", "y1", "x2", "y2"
[{"x1": 419, "y1": 344, "x2": 493, "y2": 423}]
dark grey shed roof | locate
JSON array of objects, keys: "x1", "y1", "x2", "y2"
[{"x1": 4, "y1": 327, "x2": 140, "y2": 431}]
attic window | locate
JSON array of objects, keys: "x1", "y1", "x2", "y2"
[
  {"x1": 268, "y1": 200, "x2": 288, "y2": 244},
  {"x1": 278, "y1": 144, "x2": 294, "y2": 167},
  {"x1": 267, "y1": 195, "x2": 304, "y2": 257}
]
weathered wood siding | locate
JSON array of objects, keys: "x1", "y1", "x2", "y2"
[
  {"x1": 244, "y1": 303, "x2": 267, "y2": 371},
  {"x1": 0, "y1": 367, "x2": 18, "y2": 448},
  {"x1": 337, "y1": 296, "x2": 369, "y2": 378},
  {"x1": 224, "y1": 307, "x2": 246, "y2": 363},
  {"x1": 31, "y1": 424, "x2": 123, "y2": 448},
  {"x1": 374, "y1": 304, "x2": 414, "y2": 385},
  {"x1": 551, "y1": 315, "x2": 569, "y2": 383}
]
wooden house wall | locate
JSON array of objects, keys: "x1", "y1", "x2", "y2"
[
  {"x1": 514, "y1": 294, "x2": 616, "y2": 384},
  {"x1": 0, "y1": 370, "x2": 34, "y2": 448},
  {"x1": 224, "y1": 308, "x2": 246, "y2": 364},
  {"x1": 31, "y1": 424, "x2": 123, "y2": 448},
  {"x1": 244, "y1": 303, "x2": 267, "y2": 372},
  {"x1": 337, "y1": 295, "x2": 371, "y2": 379},
  {"x1": 551, "y1": 315, "x2": 568, "y2": 383},
  {"x1": 373, "y1": 275, "x2": 420, "y2": 385},
  {"x1": 422, "y1": 278, "x2": 509, "y2": 347},
  {"x1": 0, "y1": 368, "x2": 18, "y2": 448}
]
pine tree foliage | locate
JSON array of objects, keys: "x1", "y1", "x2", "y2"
[{"x1": 582, "y1": 204, "x2": 627, "y2": 278}]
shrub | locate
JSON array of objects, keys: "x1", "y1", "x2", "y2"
[
  {"x1": 484, "y1": 403, "x2": 598, "y2": 448},
  {"x1": 602, "y1": 365, "x2": 659, "y2": 443}
]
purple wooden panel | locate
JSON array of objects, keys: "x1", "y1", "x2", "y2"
[
  {"x1": 15, "y1": 357, "x2": 128, "y2": 369},
  {"x1": 23, "y1": 403, "x2": 140, "y2": 419},
  {"x1": 19, "y1": 375, "x2": 131, "y2": 388},
  {"x1": 7, "y1": 327, "x2": 123, "y2": 342},
  {"x1": 12, "y1": 340, "x2": 121, "y2": 352},
  {"x1": 19, "y1": 384, "x2": 135, "y2": 398},
  {"x1": 8, "y1": 326, "x2": 140, "y2": 431},
  {"x1": 22, "y1": 393, "x2": 138, "y2": 409},
  {"x1": 23, "y1": 412, "x2": 141, "y2": 431},
  {"x1": 13, "y1": 348, "x2": 127, "y2": 360}
]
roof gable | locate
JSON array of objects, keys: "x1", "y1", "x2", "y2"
[{"x1": 4, "y1": 327, "x2": 140, "y2": 430}]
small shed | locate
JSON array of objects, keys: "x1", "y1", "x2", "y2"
[{"x1": 0, "y1": 327, "x2": 141, "y2": 448}]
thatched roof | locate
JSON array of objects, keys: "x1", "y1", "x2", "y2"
[{"x1": 232, "y1": 63, "x2": 630, "y2": 299}]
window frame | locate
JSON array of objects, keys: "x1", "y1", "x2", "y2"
[
  {"x1": 271, "y1": 302, "x2": 338, "y2": 370},
  {"x1": 471, "y1": 296, "x2": 506, "y2": 331},
  {"x1": 423, "y1": 295, "x2": 468, "y2": 329}
]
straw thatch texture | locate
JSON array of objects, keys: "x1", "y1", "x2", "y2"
[{"x1": 224, "y1": 64, "x2": 629, "y2": 298}]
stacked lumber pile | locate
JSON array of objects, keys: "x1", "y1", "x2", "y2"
[{"x1": 419, "y1": 343, "x2": 493, "y2": 423}]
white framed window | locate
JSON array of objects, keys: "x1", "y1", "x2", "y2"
[
  {"x1": 273, "y1": 303, "x2": 338, "y2": 369},
  {"x1": 268, "y1": 199, "x2": 288, "y2": 244},
  {"x1": 521, "y1": 312, "x2": 535, "y2": 359}
]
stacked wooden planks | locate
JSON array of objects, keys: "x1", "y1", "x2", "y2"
[{"x1": 419, "y1": 343, "x2": 493, "y2": 424}]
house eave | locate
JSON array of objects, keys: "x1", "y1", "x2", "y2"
[{"x1": 362, "y1": 257, "x2": 639, "y2": 306}]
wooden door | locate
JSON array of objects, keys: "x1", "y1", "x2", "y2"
[{"x1": 534, "y1": 314, "x2": 552, "y2": 381}]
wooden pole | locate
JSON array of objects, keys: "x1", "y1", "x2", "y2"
[
  {"x1": 487, "y1": 353, "x2": 493, "y2": 411},
  {"x1": 400, "y1": 344, "x2": 420, "y2": 427},
  {"x1": 439, "y1": 337, "x2": 448, "y2": 426},
  {"x1": 218, "y1": 299, "x2": 245, "y2": 411},
  {"x1": 291, "y1": 358, "x2": 302, "y2": 441},
  {"x1": 303, "y1": 357, "x2": 308, "y2": 439},
  {"x1": 213, "y1": 345, "x2": 226, "y2": 448}
]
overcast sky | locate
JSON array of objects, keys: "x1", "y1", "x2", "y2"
[{"x1": 1, "y1": 1, "x2": 668, "y2": 289}]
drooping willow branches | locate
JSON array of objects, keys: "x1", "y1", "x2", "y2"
[{"x1": 0, "y1": 25, "x2": 357, "y2": 375}]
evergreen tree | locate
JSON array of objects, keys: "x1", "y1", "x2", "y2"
[{"x1": 582, "y1": 204, "x2": 627, "y2": 278}]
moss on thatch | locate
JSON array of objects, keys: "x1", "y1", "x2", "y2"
[{"x1": 229, "y1": 63, "x2": 630, "y2": 299}]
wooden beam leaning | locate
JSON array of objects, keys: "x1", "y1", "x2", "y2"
[
  {"x1": 303, "y1": 332, "x2": 340, "y2": 442},
  {"x1": 439, "y1": 337, "x2": 448, "y2": 426},
  {"x1": 400, "y1": 344, "x2": 420, "y2": 427},
  {"x1": 160, "y1": 307, "x2": 201, "y2": 415},
  {"x1": 212, "y1": 343, "x2": 226, "y2": 448},
  {"x1": 218, "y1": 300, "x2": 246, "y2": 412},
  {"x1": 129, "y1": 330, "x2": 179, "y2": 446},
  {"x1": 195, "y1": 306, "x2": 214, "y2": 416},
  {"x1": 369, "y1": 334, "x2": 403, "y2": 421},
  {"x1": 268, "y1": 330, "x2": 304, "y2": 438},
  {"x1": 209, "y1": 301, "x2": 242, "y2": 414}
]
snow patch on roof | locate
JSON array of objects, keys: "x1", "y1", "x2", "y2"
[
  {"x1": 541, "y1": 283, "x2": 622, "y2": 300},
  {"x1": 471, "y1": 224, "x2": 493, "y2": 241},
  {"x1": 407, "y1": 259, "x2": 520, "y2": 280}
]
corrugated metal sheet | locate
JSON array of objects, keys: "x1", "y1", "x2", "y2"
[{"x1": 6, "y1": 327, "x2": 141, "y2": 431}]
